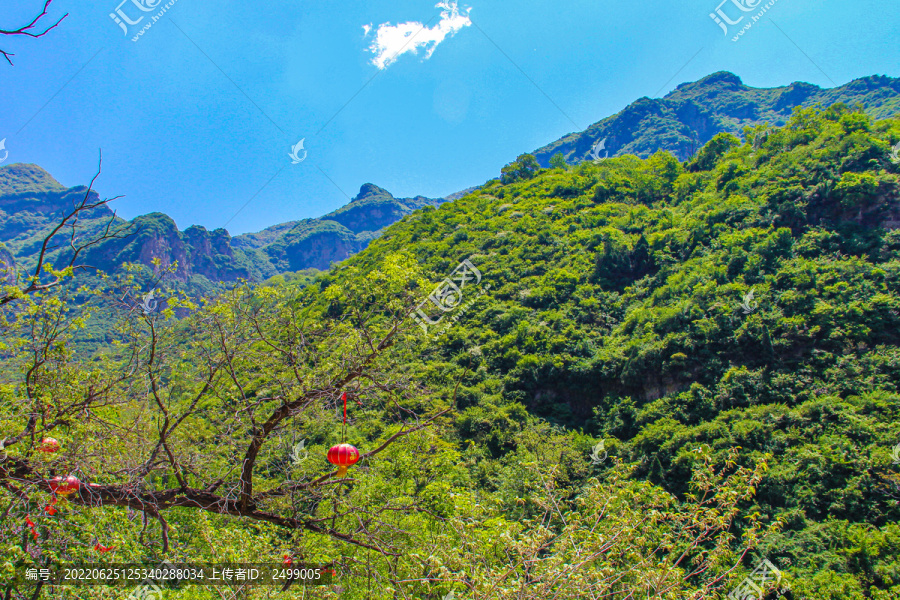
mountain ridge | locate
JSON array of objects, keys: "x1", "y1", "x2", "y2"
[
  {"x1": 3, "y1": 70, "x2": 900, "y2": 291},
  {"x1": 311, "y1": 104, "x2": 900, "y2": 596},
  {"x1": 533, "y1": 71, "x2": 900, "y2": 165},
  {"x1": 0, "y1": 166, "x2": 452, "y2": 285}
]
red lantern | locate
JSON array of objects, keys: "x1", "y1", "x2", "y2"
[
  {"x1": 94, "y1": 543, "x2": 114, "y2": 553},
  {"x1": 49, "y1": 475, "x2": 81, "y2": 496},
  {"x1": 37, "y1": 437, "x2": 60, "y2": 453},
  {"x1": 282, "y1": 554, "x2": 293, "y2": 567},
  {"x1": 327, "y1": 443, "x2": 360, "y2": 477}
]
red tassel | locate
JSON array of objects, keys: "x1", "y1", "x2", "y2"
[
  {"x1": 25, "y1": 516, "x2": 38, "y2": 540},
  {"x1": 45, "y1": 494, "x2": 58, "y2": 515}
]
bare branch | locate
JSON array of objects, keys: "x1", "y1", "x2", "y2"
[
  {"x1": 0, "y1": 151, "x2": 135, "y2": 305},
  {"x1": 0, "y1": 0, "x2": 68, "y2": 65}
]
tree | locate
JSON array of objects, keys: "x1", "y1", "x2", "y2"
[
  {"x1": 0, "y1": 1, "x2": 67, "y2": 66},
  {"x1": 0, "y1": 249, "x2": 449, "y2": 597},
  {"x1": 387, "y1": 438, "x2": 778, "y2": 600},
  {"x1": 687, "y1": 133, "x2": 741, "y2": 173},
  {"x1": 549, "y1": 152, "x2": 568, "y2": 170},
  {"x1": 500, "y1": 154, "x2": 541, "y2": 184}
]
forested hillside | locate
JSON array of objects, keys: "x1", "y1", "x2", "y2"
[
  {"x1": 361, "y1": 105, "x2": 900, "y2": 597},
  {"x1": 2, "y1": 105, "x2": 900, "y2": 599}
]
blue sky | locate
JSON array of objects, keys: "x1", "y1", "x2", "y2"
[{"x1": 0, "y1": 0, "x2": 898, "y2": 235}]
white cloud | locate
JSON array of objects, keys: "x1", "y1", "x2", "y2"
[
  {"x1": 362, "y1": 24, "x2": 372, "y2": 37},
  {"x1": 365, "y1": 1, "x2": 471, "y2": 70}
]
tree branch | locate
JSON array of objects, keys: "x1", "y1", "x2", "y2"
[
  {"x1": 0, "y1": 1, "x2": 67, "y2": 66},
  {"x1": 0, "y1": 151, "x2": 134, "y2": 305}
]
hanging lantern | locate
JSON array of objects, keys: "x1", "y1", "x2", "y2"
[
  {"x1": 37, "y1": 437, "x2": 60, "y2": 453},
  {"x1": 327, "y1": 443, "x2": 360, "y2": 478},
  {"x1": 94, "y1": 543, "x2": 114, "y2": 553},
  {"x1": 49, "y1": 475, "x2": 81, "y2": 496}
]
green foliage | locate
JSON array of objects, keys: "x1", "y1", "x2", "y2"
[
  {"x1": 500, "y1": 154, "x2": 541, "y2": 184},
  {"x1": 549, "y1": 152, "x2": 568, "y2": 170},
  {"x1": 687, "y1": 132, "x2": 741, "y2": 172},
  {"x1": 4, "y1": 108, "x2": 900, "y2": 598},
  {"x1": 342, "y1": 108, "x2": 900, "y2": 596}
]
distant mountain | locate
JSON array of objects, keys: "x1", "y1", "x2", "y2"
[
  {"x1": 321, "y1": 183, "x2": 444, "y2": 233},
  {"x1": 0, "y1": 164, "x2": 451, "y2": 288},
  {"x1": 534, "y1": 71, "x2": 900, "y2": 165},
  {"x1": 230, "y1": 182, "x2": 451, "y2": 272},
  {"x1": 4, "y1": 71, "x2": 900, "y2": 290},
  {"x1": 0, "y1": 164, "x2": 254, "y2": 286}
]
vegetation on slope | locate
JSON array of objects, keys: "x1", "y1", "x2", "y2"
[
  {"x1": 2, "y1": 105, "x2": 900, "y2": 599},
  {"x1": 336, "y1": 104, "x2": 900, "y2": 598}
]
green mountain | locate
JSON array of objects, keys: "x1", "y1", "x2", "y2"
[
  {"x1": 4, "y1": 101, "x2": 900, "y2": 597},
  {"x1": 231, "y1": 183, "x2": 453, "y2": 273},
  {"x1": 0, "y1": 164, "x2": 262, "y2": 288},
  {"x1": 4, "y1": 72, "x2": 900, "y2": 294},
  {"x1": 0, "y1": 165, "x2": 449, "y2": 287},
  {"x1": 301, "y1": 105, "x2": 900, "y2": 596},
  {"x1": 534, "y1": 71, "x2": 900, "y2": 165},
  {"x1": 321, "y1": 183, "x2": 452, "y2": 233}
]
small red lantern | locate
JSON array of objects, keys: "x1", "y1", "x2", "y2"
[
  {"x1": 37, "y1": 437, "x2": 60, "y2": 453},
  {"x1": 327, "y1": 443, "x2": 360, "y2": 477},
  {"x1": 94, "y1": 543, "x2": 114, "y2": 553},
  {"x1": 49, "y1": 475, "x2": 81, "y2": 496},
  {"x1": 282, "y1": 554, "x2": 293, "y2": 567}
]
